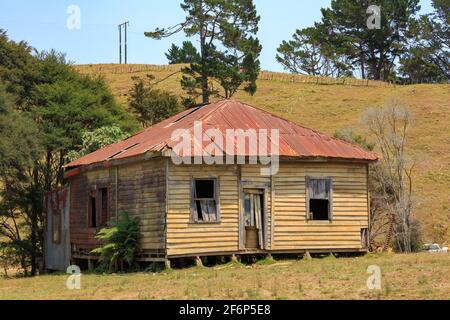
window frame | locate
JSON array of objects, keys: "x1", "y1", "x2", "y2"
[
  {"x1": 306, "y1": 176, "x2": 333, "y2": 222},
  {"x1": 190, "y1": 177, "x2": 221, "y2": 224}
]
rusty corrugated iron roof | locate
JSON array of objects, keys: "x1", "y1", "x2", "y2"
[{"x1": 65, "y1": 100, "x2": 378, "y2": 169}]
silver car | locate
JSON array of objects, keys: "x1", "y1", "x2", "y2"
[{"x1": 423, "y1": 243, "x2": 449, "y2": 253}]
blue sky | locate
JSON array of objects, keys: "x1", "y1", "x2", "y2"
[{"x1": 0, "y1": 0, "x2": 434, "y2": 72}]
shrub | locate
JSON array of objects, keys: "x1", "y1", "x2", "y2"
[
  {"x1": 333, "y1": 128, "x2": 375, "y2": 151},
  {"x1": 91, "y1": 213, "x2": 141, "y2": 273}
]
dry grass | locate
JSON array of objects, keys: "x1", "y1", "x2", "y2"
[
  {"x1": 0, "y1": 253, "x2": 448, "y2": 300},
  {"x1": 74, "y1": 64, "x2": 450, "y2": 243}
]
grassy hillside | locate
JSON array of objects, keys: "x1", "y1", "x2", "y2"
[
  {"x1": 1, "y1": 253, "x2": 449, "y2": 300},
  {"x1": 75, "y1": 64, "x2": 450, "y2": 243}
]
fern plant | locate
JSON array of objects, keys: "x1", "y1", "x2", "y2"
[{"x1": 91, "y1": 213, "x2": 141, "y2": 273}]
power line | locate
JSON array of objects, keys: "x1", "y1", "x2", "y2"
[{"x1": 118, "y1": 21, "x2": 129, "y2": 64}]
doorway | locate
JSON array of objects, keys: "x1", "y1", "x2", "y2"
[{"x1": 243, "y1": 189, "x2": 266, "y2": 249}]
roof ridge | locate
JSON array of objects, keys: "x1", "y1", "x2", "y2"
[
  {"x1": 159, "y1": 100, "x2": 228, "y2": 153},
  {"x1": 197, "y1": 100, "x2": 229, "y2": 123}
]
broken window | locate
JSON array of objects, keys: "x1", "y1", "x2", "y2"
[
  {"x1": 88, "y1": 191, "x2": 97, "y2": 228},
  {"x1": 244, "y1": 192, "x2": 263, "y2": 228},
  {"x1": 98, "y1": 187, "x2": 109, "y2": 226},
  {"x1": 244, "y1": 194, "x2": 254, "y2": 227},
  {"x1": 191, "y1": 179, "x2": 220, "y2": 223},
  {"x1": 306, "y1": 177, "x2": 333, "y2": 221},
  {"x1": 88, "y1": 187, "x2": 110, "y2": 228}
]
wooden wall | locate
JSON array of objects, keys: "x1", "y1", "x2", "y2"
[
  {"x1": 69, "y1": 168, "x2": 110, "y2": 250},
  {"x1": 69, "y1": 158, "x2": 166, "y2": 254},
  {"x1": 166, "y1": 163, "x2": 240, "y2": 256},
  {"x1": 166, "y1": 161, "x2": 368, "y2": 256},
  {"x1": 117, "y1": 159, "x2": 166, "y2": 252},
  {"x1": 272, "y1": 162, "x2": 368, "y2": 250},
  {"x1": 69, "y1": 159, "x2": 369, "y2": 258}
]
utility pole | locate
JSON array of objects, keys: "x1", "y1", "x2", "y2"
[
  {"x1": 118, "y1": 24, "x2": 122, "y2": 64},
  {"x1": 118, "y1": 21, "x2": 129, "y2": 64},
  {"x1": 124, "y1": 22, "x2": 128, "y2": 64}
]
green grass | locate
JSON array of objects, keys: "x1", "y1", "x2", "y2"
[
  {"x1": 0, "y1": 253, "x2": 449, "y2": 300},
  {"x1": 74, "y1": 64, "x2": 450, "y2": 244}
]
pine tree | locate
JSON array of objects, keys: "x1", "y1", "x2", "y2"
[
  {"x1": 400, "y1": 0, "x2": 449, "y2": 82},
  {"x1": 128, "y1": 76, "x2": 181, "y2": 127},
  {"x1": 166, "y1": 41, "x2": 201, "y2": 64},
  {"x1": 145, "y1": 0, "x2": 262, "y2": 105},
  {"x1": 320, "y1": 0, "x2": 420, "y2": 80},
  {"x1": 276, "y1": 25, "x2": 353, "y2": 77}
]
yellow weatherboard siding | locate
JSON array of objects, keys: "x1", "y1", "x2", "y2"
[
  {"x1": 167, "y1": 163, "x2": 240, "y2": 256},
  {"x1": 272, "y1": 162, "x2": 367, "y2": 250},
  {"x1": 165, "y1": 161, "x2": 368, "y2": 257}
]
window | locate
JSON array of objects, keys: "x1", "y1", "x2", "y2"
[
  {"x1": 88, "y1": 187, "x2": 109, "y2": 228},
  {"x1": 306, "y1": 177, "x2": 333, "y2": 221},
  {"x1": 244, "y1": 191, "x2": 264, "y2": 228},
  {"x1": 191, "y1": 179, "x2": 220, "y2": 223},
  {"x1": 244, "y1": 194, "x2": 254, "y2": 227},
  {"x1": 88, "y1": 191, "x2": 97, "y2": 228},
  {"x1": 98, "y1": 187, "x2": 109, "y2": 226}
]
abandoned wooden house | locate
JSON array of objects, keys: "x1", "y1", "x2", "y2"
[{"x1": 44, "y1": 100, "x2": 378, "y2": 270}]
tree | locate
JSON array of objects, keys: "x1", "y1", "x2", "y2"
[
  {"x1": 166, "y1": 41, "x2": 201, "y2": 64},
  {"x1": 24, "y1": 52, "x2": 137, "y2": 275},
  {"x1": 66, "y1": 126, "x2": 131, "y2": 162},
  {"x1": 128, "y1": 76, "x2": 181, "y2": 128},
  {"x1": 145, "y1": 0, "x2": 262, "y2": 105},
  {"x1": 399, "y1": 47, "x2": 446, "y2": 83},
  {"x1": 0, "y1": 29, "x2": 39, "y2": 106},
  {"x1": 0, "y1": 85, "x2": 42, "y2": 276},
  {"x1": 320, "y1": 0, "x2": 421, "y2": 80},
  {"x1": 399, "y1": 0, "x2": 449, "y2": 82},
  {"x1": 424, "y1": 0, "x2": 449, "y2": 79},
  {"x1": 363, "y1": 100, "x2": 421, "y2": 253},
  {"x1": 32, "y1": 51, "x2": 137, "y2": 188},
  {"x1": 276, "y1": 26, "x2": 353, "y2": 77},
  {"x1": 335, "y1": 102, "x2": 422, "y2": 253},
  {"x1": 0, "y1": 31, "x2": 138, "y2": 275}
]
